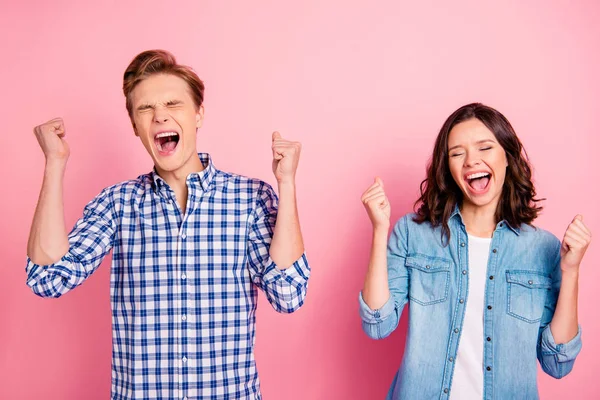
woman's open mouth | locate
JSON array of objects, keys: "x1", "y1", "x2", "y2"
[{"x1": 465, "y1": 171, "x2": 491, "y2": 194}]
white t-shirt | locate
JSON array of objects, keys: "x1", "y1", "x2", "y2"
[{"x1": 450, "y1": 234, "x2": 492, "y2": 400}]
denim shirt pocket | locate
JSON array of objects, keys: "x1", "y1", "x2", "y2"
[
  {"x1": 405, "y1": 255, "x2": 451, "y2": 306},
  {"x1": 506, "y1": 270, "x2": 552, "y2": 323}
]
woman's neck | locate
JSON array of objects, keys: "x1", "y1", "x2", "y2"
[{"x1": 460, "y1": 201, "x2": 498, "y2": 238}]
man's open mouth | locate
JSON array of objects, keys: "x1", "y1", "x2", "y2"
[{"x1": 154, "y1": 131, "x2": 180, "y2": 153}]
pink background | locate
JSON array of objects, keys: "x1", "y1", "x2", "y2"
[{"x1": 1, "y1": 1, "x2": 598, "y2": 399}]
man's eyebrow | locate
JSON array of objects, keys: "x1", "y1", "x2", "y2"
[{"x1": 136, "y1": 103, "x2": 154, "y2": 110}]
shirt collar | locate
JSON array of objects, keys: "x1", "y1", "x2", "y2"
[
  {"x1": 450, "y1": 203, "x2": 521, "y2": 236},
  {"x1": 151, "y1": 153, "x2": 216, "y2": 193}
]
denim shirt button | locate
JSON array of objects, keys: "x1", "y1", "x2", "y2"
[
  {"x1": 486, "y1": 366, "x2": 491, "y2": 371},
  {"x1": 459, "y1": 299, "x2": 464, "y2": 304},
  {"x1": 454, "y1": 328, "x2": 459, "y2": 333},
  {"x1": 374, "y1": 311, "x2": 380, "y2": 318},
  {"x1": 462, "y1": 270, "x2": 467, "y2": 275},
  {"x1": 492, "y1": 248, "x2": 497, "y2": 253},
  {"x1": 460, "y1": 242, "x2": 466, "y2": 247},
  {"x1": 449, "y1": 357, "x2": 454, "y2": 362},
  {"x1": 444, "y1": 388, "x2": 449, "y2": 394}
]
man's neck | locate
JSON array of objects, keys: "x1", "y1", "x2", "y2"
[{"x1": 156, "y1": 154, "x2": 205, "y2": 213}]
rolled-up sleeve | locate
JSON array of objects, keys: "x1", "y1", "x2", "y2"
[
  {"x1": 247, "y1": 183, "x2": 310, "y2": 313},
  {"x1": 538, "y1": 324, "x2": 582, "y2": 378},
  {"x1": 359, "y1": 215, "x2": 410, "y2": 340},
  {"x1": 537, "y1": 240, "x2": 583, "y2": 378},
  {"x1": 26, "y1": 188, "x2": 116, "y2": 298}
]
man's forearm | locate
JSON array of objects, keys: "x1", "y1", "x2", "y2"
[
  {"x1": 27, "y1": 159, "x2": 70, "y2": 265},
  {"x1": 269, "y1": 181, "x2": 304, "y2": 269}
]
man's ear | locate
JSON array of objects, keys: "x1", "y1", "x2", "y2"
[
  {"x1": 132, "y1": 120, "x2": 139, "y2": 137},
  {"x1": 196, "y1": 105, "x2": 205, "y2": 129}
]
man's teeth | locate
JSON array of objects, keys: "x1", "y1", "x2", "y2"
[
  {"x1": 156, "y1": 131, "x2": 178, "y2": 139},
  {"x1": 155, "y1": 132, "x2": 178, "y2": 152},
  {"x1": 467, "y1": 172, "x2": 490, "y2": 180}
]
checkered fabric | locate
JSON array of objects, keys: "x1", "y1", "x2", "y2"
[{"x1": 26, "y1": 153, "x2": 310, "y2": 399}]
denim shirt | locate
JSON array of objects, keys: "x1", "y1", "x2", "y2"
[{"x1": 359, "y1": 208, "x2": 582, "y2": 400}]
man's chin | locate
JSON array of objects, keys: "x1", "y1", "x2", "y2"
[{"x1": 152, "y1": 155, "x2": 182, "y2": 173}]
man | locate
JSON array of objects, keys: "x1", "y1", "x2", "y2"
[{"x1": 26, "y1": 49, "x2": 310, "y2": 399}]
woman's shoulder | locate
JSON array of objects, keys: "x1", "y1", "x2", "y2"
[
  {"x1": 392, "y1": 212, "x2": 442, "y2": 240},
  {"x1": 514, "y1": 224, "x2": 562, "y2": 268},
  {"x1": 519, "y1": 224, "x2": 561, "y2": 247},
  {"x1": 393, "y1": 212, "x2": 417, "y2": 230}
]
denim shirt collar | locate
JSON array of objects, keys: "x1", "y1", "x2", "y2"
[{"x1": 449, "y1": 203, "x2": 521, "y2": 236}]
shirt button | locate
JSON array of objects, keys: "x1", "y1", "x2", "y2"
[
  {"x1": 182, "y1": 356, "x2": 187, "y2": 362},
  {"x1": 486, "y1": 366, "x2": 491, "y2": 371},
  {"x1": 426, "y1": 265, "x2": 431, "y2": 269},
  {"x1": 454, "y1": 328, "x2": 459, "y2": 333},
  {"x1": 492, "y1": 249, "x2": 497, "y2": 253},
  {"x1": 444, "y1": 388, "x2": 449, "y2": 394},
  {"x1": 487, "y1": 337, "x2": 492, "y2": 342},
  {"x1": 460, "y1": 243, "x2": 465, "y2": 247},
  {"x1": 489, "y1": 275, "x2": 494, "y2": 280},
  {"x1": 499, "y1": 223, "x2": 504, "y2": 227},
  {"x1": 374, "y1": 311, "x2": 380, "y2": 318},
  {"x1": 449, "y1": 357, "x2": 454, "y2": 362},
  {"x1": 182, "y1": 315, "x2": 187, "y2": 321},
  {"x1": 459, "y1": 299, "x2": 464, "y2": 304},
  {"x1": 181, "y1": 274, "x2": 187, "y2": 280},
  {"x1": 181, "y1": 233, "x2": 187, "y2": 239},
  {"x1": 528, "y1": 280, "x2": 533, "y2": 285},
  {"x1": 462, "y1": 270, "x2": 467, "y2": 275},
  {"x1": 487, "y1": 305, "x2": 492, "y2": 310}
]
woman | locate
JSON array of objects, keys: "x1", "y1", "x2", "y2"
[{"x1": 359, "y1": 103, "x2": 591, "y2": 399}]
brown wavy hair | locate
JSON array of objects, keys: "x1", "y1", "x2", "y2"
[
  {"x1": 123, "y1": 50, "x2": 205, "y2": 119},
  {"x1": 413, "y1": 103, "x2": 543, "y2": 243}
]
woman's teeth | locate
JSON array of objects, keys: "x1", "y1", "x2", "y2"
[{"x1": 467, "y1": 172, "x2": 490, "y2": 180}]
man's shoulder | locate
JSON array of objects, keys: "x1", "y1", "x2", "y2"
[
  {"x1": 100, "y1": 173, "x2": 153, "y2": 196},
  {"x1": 87, "y1": 174, "x2": 153, "y2": 206},
  {"x1": 214, "y1": 169, "x2": 274, "y2": 194}
]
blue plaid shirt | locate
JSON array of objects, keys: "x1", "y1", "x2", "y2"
[{"x1": 26, "y1": 153, "x2": 310, "y2": 400}]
